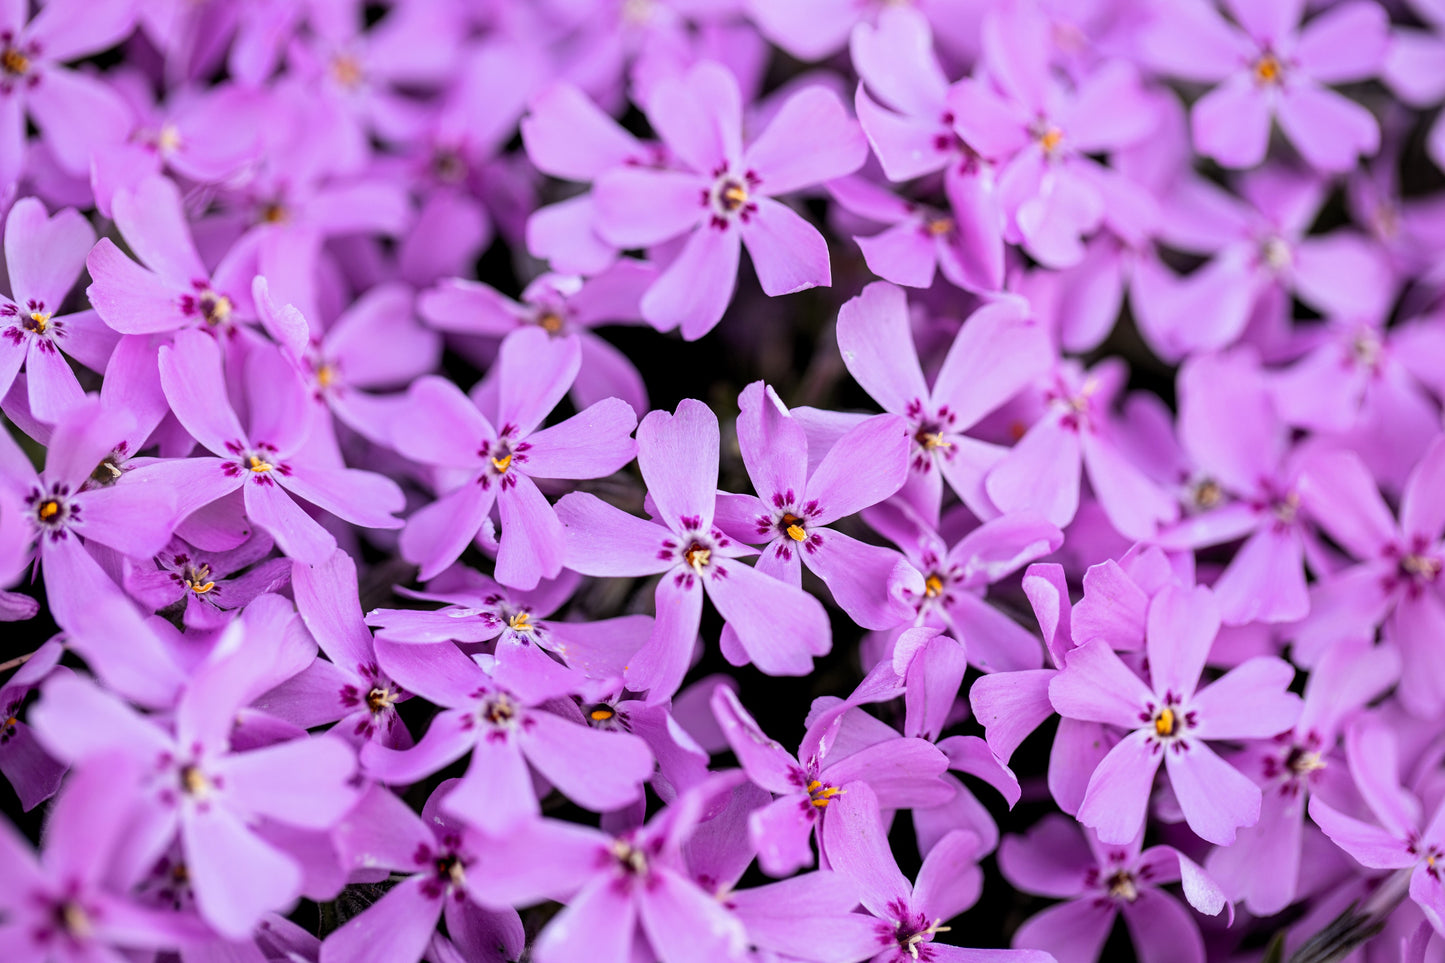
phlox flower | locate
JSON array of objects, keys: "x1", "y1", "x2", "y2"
[
  {"x1": 1049, "y1": 582, "x2": 1302, "y2": 845},
  {"x1": 392, "y1": 327, "x2": 638, "y2": 588},
  {"x1": 157, "y1": 331, "x2": 405, "y2": 566},
  {"x1": 592, "y1": 61, "x2": 866, "y2": 337},
  {"x1": 1142, "y1": 0, "x2": 1388, "y2": 171},
  {"x1": 1000, "y1": 815, "x2": 1228, "y2": 963},
  {"x1": 556, "y1": 399, "x2": 832, "y2": 700}
]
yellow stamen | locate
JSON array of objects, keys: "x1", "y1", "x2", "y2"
[
  {"x1": 491, "y1": 453, "x2": 512, "y2": 473},
  {"x1": 924, "y1": 574, "x2": 944, "y2": 598},
  {"x1": 3, "y1": 716, "x2": 17, "y2": 729},
  {"x1": 684, "y1": 543, "x2": 711, "y2": 571},
  {"x1": 807, "y1": 779, "x2": 842, "y2": 808},
  {"x1": 202, "y1": 292, "x2": 233, "y2": 325},
  {"x1": 508, "y1": 611, "x2": 532, "y2": 632},
  {"x1": 37, "y1": 499, "x2": 60, "y2": 520},
  {"x1": 61, "y1": 903, "x2": 91, "y2": 938},
  {"x1": 156, "y1": 123, "x2": 182, "y2": 153},
  {"x1": 331, "y1": 54, "x2": 364, "y2": 88},
  {"x1": 366, "y1": 687, "x2": 396, "y2": 712},
  {"x1": 27, "y1": 311, "x2": 49, "y2": 333},
  {"x1": 248, "y1": 455, "x2": 273, "y2": 473},
  {"x1": 2, "y1": 48, "x2": 29, "y2": 76},
  {"x1": 537, "y1": 311, "x2": 564, "y2": 334},
  {"x1": 181, "y1": 766, "x2": 210, "y2": 797},
  {"x1": 721, "y1": 183, "x2": 748, "y2": 209},
  {"x1": 316, "y1": 364, "x2": 336, "y2": 388},
  {"x1": 782, "y1": 513, "x2": 806, "y2": 542},
  {"x1": 925, "y1": 216, "x2": 953, "y2": 236},
  {"x1": 1038, "y1": 126, "x2": 1064, "y2": 154},
  {"x1": 260, "y1": 203, "x2": 288, "y2": 225},
  {"x1": 590, "y1": 706, "x2": 615, "y2": 722},
  {"x1": 916, "y1": 431, "x2": 950, "y2": 450},
  {"x1": 1153, "y1": 707, "x2": 1176, "y2": 737},
  {"x1": 1254, "y1": 53, "x2": 1282, "y2": 84}
]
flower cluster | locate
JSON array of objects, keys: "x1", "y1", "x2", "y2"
[{"x1": 1, "y1": 1, "x2": 1443, "y2": 962}]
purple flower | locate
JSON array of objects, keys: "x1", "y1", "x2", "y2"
[
  {"x1": 849, "y1": 8, "x2": 1004, "y2": 291},
  {"x1": 0, "y1": 198, "x2": 114, "y2": 422},
  {"x1": 714, "y1": 380, "x2": 919, "y2": 630},
  {"x1": 1143, "y1": 0, "x2": 1388, "y2": 170},
  {"x1": 125, "y1": 533, "x2": 290, "y2": 629},
  {"x1": 361, "y1": 636, "x2": 653, "y2": 832},
  {"x1": 392, "y1": 326, "x2": 637, "y2": 587},
  {"x1": 712, "y1": 684, "x2": 953, "y2": 877},
  {"x1": 157, "y1": 330, "x2": 405, "y2": 566},
  {"x1": 323, "y1": 783, "x2": 528, "y2": 963},
  {"x1": 1000, "y1": 815, "x2": 1228, "y2": 963},
  {"x1": 255, "y1": 550, "x2": 414, "y2": 748},
  {"x1": 1292, "y1": 439, "x2": 1445, "y2": 716},
  {"x1": 824, "y1": 781, "x2": 1054, "y2": 963},
  {"x1": 1309, "y1": 720, "x2": 1445, "y2": 937},
  {"x1": 87, "y1": 175, "x2": 257, "y2": 338},
  {"x1": 30, "y1": 608, "x2": 358, "y2": 939},
  {"x1": 837, "y1": 281, "x2": 1051, "y2": 524},
  {"x1": 0, "y1": 755, "x2": 208, "y2": 960},
  {"x1": 0, "y1": 0, "x2": 135, "y2": 185},
  {"x1": 1049, "y1": 582, "x2": 1302, "y2": 845},
  {"x1": 592, "y1": 61, "x2": 866, "y2": 337},
  {"x1": 557, "y1": 399, "x2": 832, "y2": 700}
]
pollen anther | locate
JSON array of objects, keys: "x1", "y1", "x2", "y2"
[{"x1": 1153, "y1": 707, "x2": 1176, "y2": 737}]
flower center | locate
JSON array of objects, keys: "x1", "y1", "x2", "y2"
[
  {"x1": 330, "y1": 54, "x2": 363, "y2": 88},
  {"x1": 1253, "y1": 52, "x2": 1283, "y2": 85},
  {"x1": 895, "y1": 917, "x2": 951, "y2": 959},
  {"x1": 924, "y1": 214, "x2": 953, "y2": 236},
  {"x1": 536, "y1": 310, "x2": 564, "y2": 334},
  {"x1": 1105, "y1": 869, "x2": 1139, "y2": 902},
  {"x1": 185, "y1": 564, "x2": 215, "y2": 595},
  {"x1": 316, "y1": 363, "x2": 337, "y2": 389},
  {"x1": 779, "y1": 513, "x2": 807, "y2": 542},
  {"x1": 507, "y1": 611, "x2": 532, "y2": 632},
  {"x1": 248, "y1": 454, "x2": 273, "y2": 473},
  {"x1": 707, "y1": 171, "x2": 760, "y2": 227},
  {"x1": 611, "y1": 839, "x2": 649, "y2": 876},
  {"x1": 431, "y1": 147, "x2": 467, "y2": 182},
  {"x1": 23, "y1": 310, "x2": 50, "y2": 334},
  {"x1": 36, "y1": 498, "x2": 61, "y2": 521},
  {"x1": 684, "y1": 541, "x2": 711, "y2": 571},
  {"x1": 90, "y1": 457, "x2": 124, "y2": 487},
  {"x1": 1, "y1": 45, "x2": 29, "y2": 77},
  {"x1": 1272, "y1": 492, "x2": 1300, "y2": 525},
  {"x1": 924, "y1": 573, "x2": 945, "y2": 598},
  {"x1": 914, "y1": 424, "x2": 951, "y2": 451},
  {"x1": 482, "y1": 694, "x2": 517, "y2": 727},
  {"x1": 1152, "y1": 707, "x2": 1177, "y2": 737},
  {"x1": 57, "y1": 901, "x2": 91, "y2": 939},
  {"x1": 1284, "y1": 745, "x2": 1326, "y2": 777},
  {"x1": 260, "y1": 202, "x2": 289, "y2": 225},
  {"x1": 1401, "y1": 553, "x2": 1442, "y2": 582},
  {"x1": 1189, "y1": 478, "x2": 1223, "y2": 511},
  {"x1": 199, "y1": 290, "x2": 232, "y2": 325},
  {"x1": 1261, "y1": 235, "x2": 1292, "y2": 272},
  {"x1": 366, "y1": 686, "x2": 397, "y2": 713},
  {"x1": 588, "y1": 704, "x2": 616, "y2": 722},
  {"x1": 491, "y1": 452, "x2": 512, "y2": 473},
  {"x1": 433, "y1": 852, "x2": 466, "y2": 888},
  {"x1": 180, "y1": 765, "x2": 211, "y2": 798},
  {"x1": 1350, "y1": 329, "x2": 1382, "y2": 370},
  {"x1": 807, "y1": 779, "x2": 841, "y2": 808},
  {"x1": 718, "y1": 179, "x2": 749, "y2": 211},
  {"x1": 1036, "y1": 125, "x2": 1064, "y2": 155}
]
